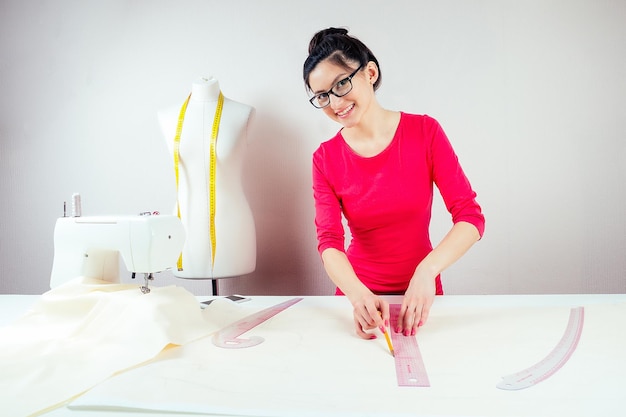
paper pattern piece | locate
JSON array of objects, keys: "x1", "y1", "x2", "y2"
[
  {"x1": 0, "y1": 277, "x2": 224, "y2": 416},
  {"x1": 70, "y1": 298, "x2": 626, "y2": 417}
]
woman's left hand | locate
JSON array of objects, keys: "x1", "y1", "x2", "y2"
[{"x1": 396, "y1": 268, "x2": 436, "y2": 335}]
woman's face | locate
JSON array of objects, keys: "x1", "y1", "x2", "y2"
[{"x1": 307, "y1": 59, "x2": 375, "y2": 129}]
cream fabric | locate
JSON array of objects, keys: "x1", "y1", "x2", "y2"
[{"x1": 0, "y1": 277, "x2": 221, "y2": 416}]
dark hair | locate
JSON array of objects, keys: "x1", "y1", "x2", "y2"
[{"x1": 303, "y1": 27, "x2": 382, "y2": 92}]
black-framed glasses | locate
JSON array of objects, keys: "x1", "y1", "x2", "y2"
[{"x1": 309, "y1": 65, "x2": 363, "y2": 109}]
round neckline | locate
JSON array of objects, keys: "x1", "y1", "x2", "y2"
[{"x1": 339, "y1": 112, "x2": 403, "y2": 159}]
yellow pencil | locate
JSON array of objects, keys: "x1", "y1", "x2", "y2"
[
  {"x1": 383, "y1": 328, "x2": 395, "y2": 357},
  {"x1": 379, "y1": 311, "x2": 395, "y2": 357}
]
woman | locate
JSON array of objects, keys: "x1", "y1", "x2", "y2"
[{"x1": 304, "y1": 28, "x2": 485, "y2": 340}]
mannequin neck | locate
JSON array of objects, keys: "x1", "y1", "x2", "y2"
[{"x1": 191, "y1": 76, "x2": 221, "y2": 101}]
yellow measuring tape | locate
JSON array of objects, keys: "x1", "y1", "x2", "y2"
[{"x1": 173, "y1": 91, "x2": 224, "y2": 272}]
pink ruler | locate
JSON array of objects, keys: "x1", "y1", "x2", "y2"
[
  {"x1": 390, "y1": 304, "x2": 431, "y2": 387},
  {"x1": 497, "y1": 306, "x2": 585, "y2": 390},
  {"x1": 212, "y1": 297, "x2": 303, "y2": 349}
]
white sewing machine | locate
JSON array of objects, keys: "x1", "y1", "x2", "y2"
[{"x1": 50, "y1": 215, "x2": 185, "y2": 293}]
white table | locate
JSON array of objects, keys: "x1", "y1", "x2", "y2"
[{"x1": 2, "y1": 293, "x2": 625, "y2": 417}]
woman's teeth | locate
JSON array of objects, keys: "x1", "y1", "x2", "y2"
[{"x1": 337, "y1": 104, "x2": 354, "y2": 117}]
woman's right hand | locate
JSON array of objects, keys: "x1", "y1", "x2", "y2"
[
  {"x1": 319, "y1": 249, "x2": 390, "y2": 338},
  {"x1": 351, "y1": 292, "x2": 390, "y2": 339}
]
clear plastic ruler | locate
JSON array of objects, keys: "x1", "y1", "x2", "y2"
[
  {"x1": 497, "y1": 306, "x2": 585, "y2": 390},
  {"x1": 390, "y1": 304, "x2": 431, "y2": 387},
  {"x1": 212, "y1": 297, "x2": 303, "y2": 349}
]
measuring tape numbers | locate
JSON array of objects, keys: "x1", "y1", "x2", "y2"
[
  {"x1": 390, "y1": 304, "x2": 431, "y2": 387},
  {"x1": 173, "y1": 92, "x2": 224, "y2": 272},
  {"x1": 212, "y1": 298, "x2": 304, "y2": 349},
  {"x1": 497, "y1": 306, "x2": 585, "y2": 390}
]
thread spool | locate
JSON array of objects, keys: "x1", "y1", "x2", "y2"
[{"x1": 71, "y1": 193, "x2": 82, "y2": 217}]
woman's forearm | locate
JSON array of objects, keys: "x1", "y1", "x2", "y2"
[
  {"x1": 321, "y1": 248, "x2": 372, "y2": 303},
  {"x1": 417, "y1": 221, "x2": 480, "y2": 278}
]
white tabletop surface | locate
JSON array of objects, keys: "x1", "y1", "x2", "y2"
[{"x1": 2, "y1": 293, "x2": 626, "y2": 417}]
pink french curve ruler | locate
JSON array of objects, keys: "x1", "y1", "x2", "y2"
[
  {"x1": 389, "y1": 304, "x2": 430, "y2": 387},
  {"x1": 497, "y1": 306, "x2": 585, "y2": 390},
  {"x1": 212, "y1": 297, "x2": 303, "y2": 349}
]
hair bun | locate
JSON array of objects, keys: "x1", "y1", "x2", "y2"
[{"x1": 308, "y1": 27, "x2": 349, "y2": 54}]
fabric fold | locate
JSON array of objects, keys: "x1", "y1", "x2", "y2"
[{"x1": 0, "y1": 277, "x2": 218, "y2": 416}]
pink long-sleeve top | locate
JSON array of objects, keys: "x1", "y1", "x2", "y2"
[{"x1": 312, "y1": 113, "x2": 485, "y2": 295}]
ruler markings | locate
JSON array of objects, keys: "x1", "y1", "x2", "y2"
[{"x1": 390, "y1": 304, "x2": 430, "y2": 387}]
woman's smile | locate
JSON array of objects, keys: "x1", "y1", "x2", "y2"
[{"x1": 335, "y1": 103, "x2": 355, "y2": 118}]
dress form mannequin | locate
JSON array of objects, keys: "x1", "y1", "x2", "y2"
[{"x1": 159, "y1": 76, "x2": 256, "y2": 281}]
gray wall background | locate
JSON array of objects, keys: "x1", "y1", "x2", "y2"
[{"x1": 1, "y1": 0, "x2": 624, "y2": 296}]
